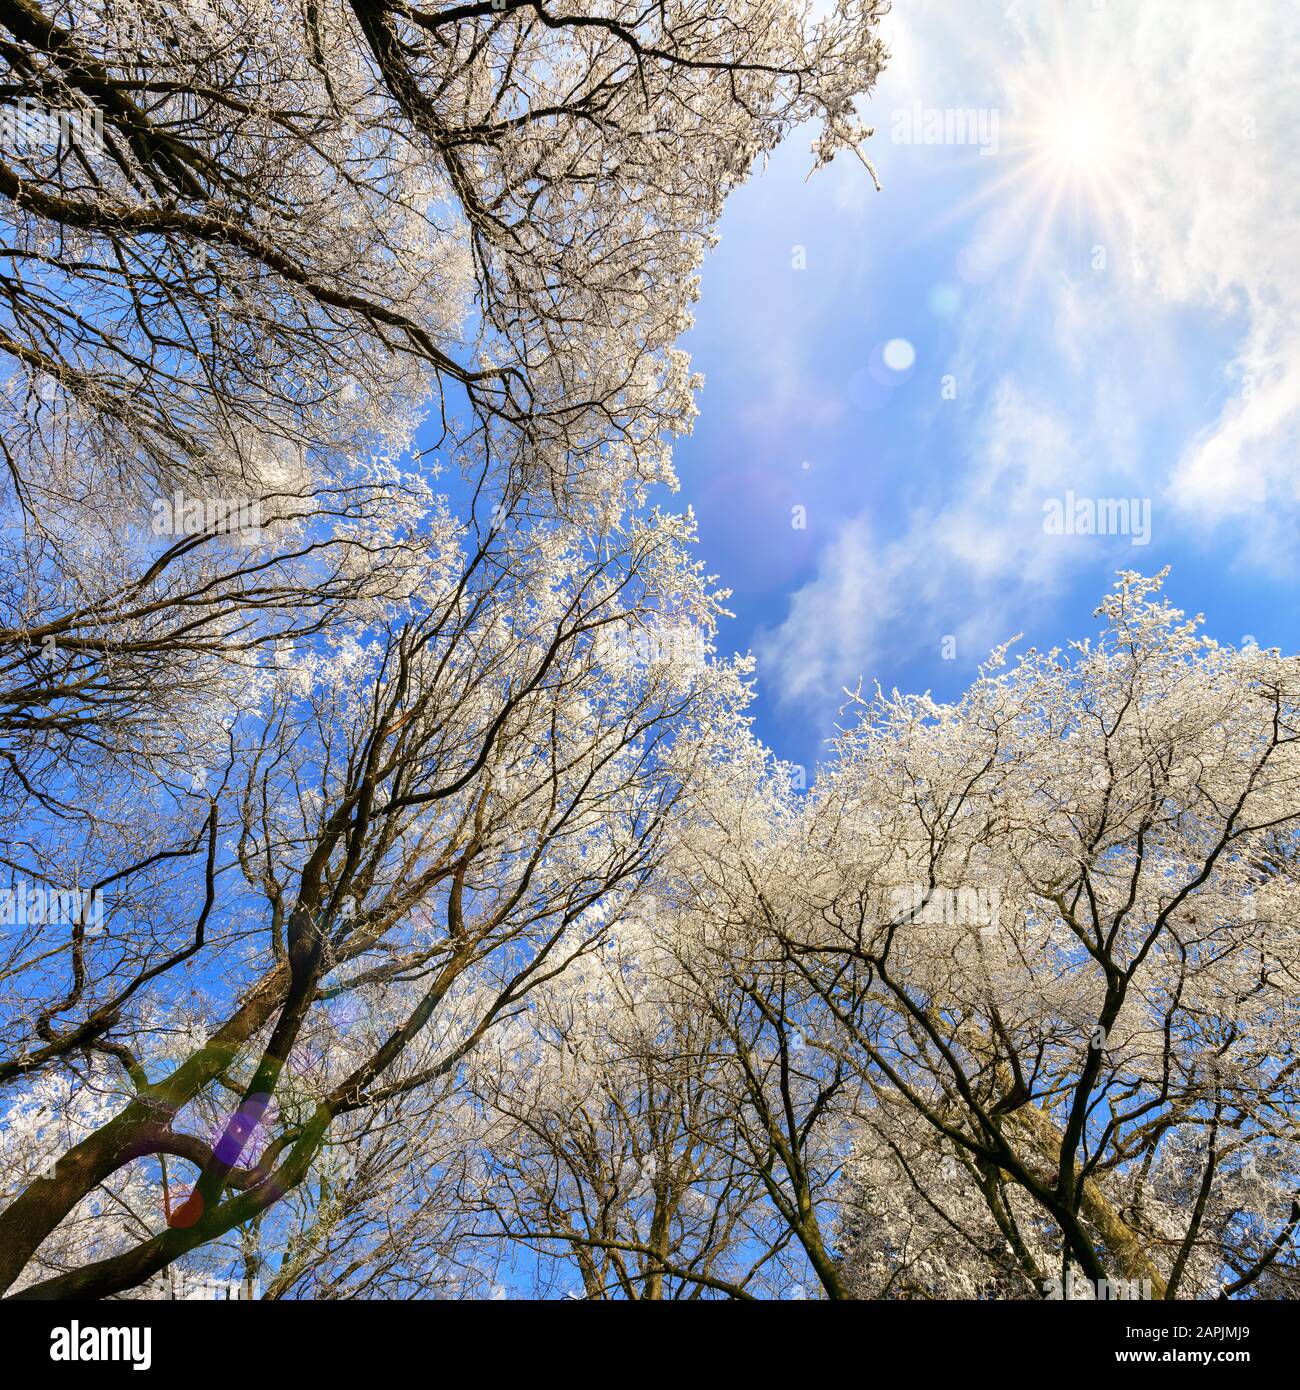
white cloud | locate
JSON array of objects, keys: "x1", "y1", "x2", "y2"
[
  {"x1": 1006, "y1": 0, "x2": 1300, "y2": 534},
  {"x1": 757, "y1": 380, "x2": 1083, "y2": 711}
]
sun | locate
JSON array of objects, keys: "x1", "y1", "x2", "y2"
[
  {"x1": 1051, "y1": 108, "x2": 1107, "y2": 166},
  {"x1": 894, "y1": 6, "x2": 1143, "y2": 316},
  {"x1": 1044, "y1": 100, "x2": 1113, "y2": 172}
]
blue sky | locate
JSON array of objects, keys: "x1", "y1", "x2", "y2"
[{"x1": 668, "y1": 0, "x2": 1300, "y2": 776}]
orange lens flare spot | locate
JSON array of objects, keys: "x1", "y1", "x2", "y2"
[{"x1": 167, "y1": 1191, "x2": 204, "y2": 1229}]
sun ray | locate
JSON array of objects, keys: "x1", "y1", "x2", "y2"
[{"x1": 880, "y1": 4, "x2": 1146, "y2": 318}]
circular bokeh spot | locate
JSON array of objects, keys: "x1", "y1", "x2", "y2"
[{"x1": 882, "y1": 338, "x2": 916, "y2": 372}]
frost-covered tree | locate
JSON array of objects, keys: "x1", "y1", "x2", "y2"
[
  {"x1": 464, "y1": 906, "x2": 820, "y2": 1299},
  {"x1": 1, "y1": 0, "x2": 888, "y2": 495},
  {"x1": 0, "y1": 492, "x2": 751, "y2": 1297},
  {"x1": 0, "y1": 0, "x2": 889, "y2": 776},
  {"x1": 690, "y1": 572, "x2": 1300, "y2": 1298},
  {"x1": 0, "y1": 0, "x2": 890, "y2": 1299}
]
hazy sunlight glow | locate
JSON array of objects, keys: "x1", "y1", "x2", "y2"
[{"x1": 1049, "y1": 103, "x2": 1111, "y2": 169}]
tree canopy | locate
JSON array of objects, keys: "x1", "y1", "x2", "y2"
[{"x1": 3, "y1": 2, "x2": 1299, "y2": 1304}]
